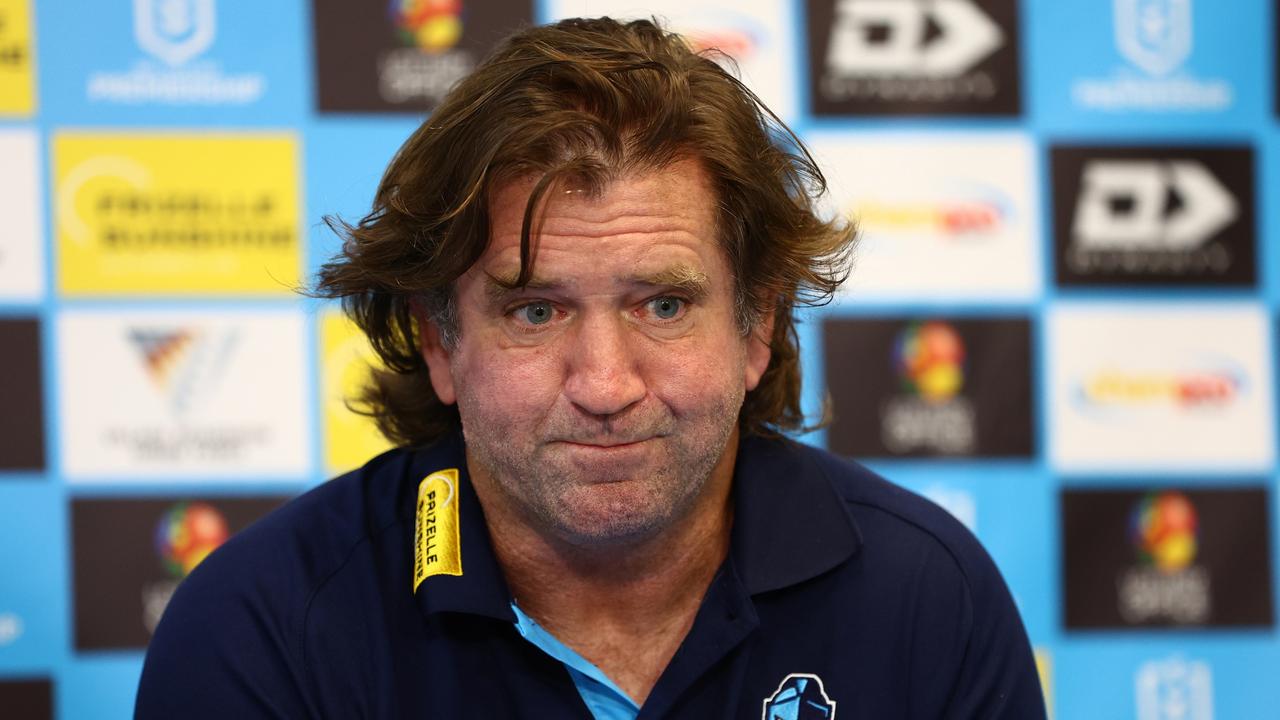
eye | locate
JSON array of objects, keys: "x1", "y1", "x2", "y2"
[
  {"x1": 519, "y1": 301, "x2": 554, "y2": 325},
  {"x1": 648, "y1": 296, "x2": 684, "y2": 320}
]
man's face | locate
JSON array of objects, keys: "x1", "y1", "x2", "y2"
[{"x1": 420, "y1": 159, "x2": 771, "y2": 547}]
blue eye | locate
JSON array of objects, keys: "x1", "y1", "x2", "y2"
[
  {"x1": 521, "y1": 302, "x2": 554, "y2": 325},
  {"x1": 650, "y1": 296, "x2": 683, "y2": 320}
]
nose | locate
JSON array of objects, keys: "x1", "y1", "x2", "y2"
[{"x1": 562, "y1": 312, "x2": 646, "y2": 418}]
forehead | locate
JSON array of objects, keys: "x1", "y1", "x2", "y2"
[{"x1": 481, "y1": 159, "x2": 723, "y2": 278}]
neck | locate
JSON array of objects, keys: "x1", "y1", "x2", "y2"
[
  {"x1": 470, "y1": 430, "x2": 739, "y2": 705},
  {"x1": 495, "y1": 479, "x2": 733, "y2": 625}
]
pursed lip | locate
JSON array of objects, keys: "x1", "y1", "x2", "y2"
[
  {"x1": 546, "y1": 437, "x2": 666, "y2": 483},
  {"x1": 552, "y1": 432, "x2": 669, "y2": 451},
  {"x1": 556, "y1": 438, "x2": 651, "y2": 450}
]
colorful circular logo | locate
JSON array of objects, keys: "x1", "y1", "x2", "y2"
[
  {"x1": 391, "y1": 0, "x2": 463, "y2": 54},
  {"x1": 894, "y1": 321, "x2": 965, "y2": 403},
  {"x1": 154, "y1": 502, "x2": 230, "y2": 578},
  {"x1": 1130, "y1": 491, "x2": 1198, "y2": 573}
]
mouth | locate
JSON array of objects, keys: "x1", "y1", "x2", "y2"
[
  {"x1": 546, "y1": 437, "x2": 666, "y2": 484},
  {"x1": 557, "y1": 438, "x2": 652, "y2": 450}
]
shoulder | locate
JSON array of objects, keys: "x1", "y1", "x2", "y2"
[
  {"x1": 767, "y1": 439, "x2": 1045, "y2": 718},
  {"x1": 136, "y1": 447, "x2": 418, "y2": 716},
  {"x1": 183, "y1": 445, "x2": 415, "y2": 615},
  {"x1": 764, "y1": 437, "x2": 1020, "y2": 641},
  {"x1": 775, "y1": 437, "x2": 994, "y2": 588},
  {"x1": 144, "y1": 448, "x2": 414, "y2": 655}
]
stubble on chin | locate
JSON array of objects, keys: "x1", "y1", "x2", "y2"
[{"x1": 461, "y1": 398, "x2": 741, "y2": 549}]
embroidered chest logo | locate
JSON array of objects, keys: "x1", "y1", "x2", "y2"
[
  {"x1": 763, "y1": 673, "x2": 836, "y2": 720},
  {"x1": 413, "y1": 468, "x2": 462, "y2": 590}
]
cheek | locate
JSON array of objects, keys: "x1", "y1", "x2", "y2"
[
  {"x1": 642, "y1": 336, "x2": 749, "y2": 412},
  {"x1": 451, "y1": 341, "x2": 564, "y2": 422}
]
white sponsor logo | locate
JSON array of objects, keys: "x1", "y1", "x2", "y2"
[
  {"x1": 1048, "y1": 305, "x2": 1273, "y2": 471},
  {"x1": 0, "y1": 130, "x2": 43, "y2": 300},
  {"x1": 87, "y1": 0, "x2": 265, "y2": 105},
  {"x1": 134, "y1": 0, "x2": 215, "y2": 67},
  {"x1": 1072, "y1": 160, "x2": 1237, "y2": 251},
  {"x1": 378, "y1": 50, "x2": 474, "y2": 105},
  {"x1": 1118, "y1": 565, "x2": 1211, "y2": 624},
  {"x1": 1136, "y1": 655, "x2": 1214, "y2": 720},
  {"x1": 1116, "y1": 0, "x2": 1192, "y2": 77},
  {"x1": 1072, "y1": 0, "x2": 1230, "y2": 111},
  {"x1": 881, "y1": 396, "x2": 976, "y2": 454},
  {"x1": 0, "y1": 612, "x2": 23, "y2": 646},
  {"x1": 141, "y1": 580, "x2": 179, "y2": 634},
  {"x1": 545, "y1": 1, "x2": 792, "y2": 119},
  {"x1": 826, "y1": 0, "x2": 1001, "y2": 77},
  {"x1": 57, "y1": 310, "x2": 309, "y2": 480},
  {"x1": 811, "y1": 133, "x2": 1038, "y2": 300}
]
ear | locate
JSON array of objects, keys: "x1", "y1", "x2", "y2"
[
  {"x1": 412, "y1": 301, "x2": 457, "y2": 406},
  {"x1": 743, "y1": 309, "x2": 774, "y2": 392}
]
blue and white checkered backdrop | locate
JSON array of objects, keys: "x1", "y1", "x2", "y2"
[{"x1": 0, "y1": 1, "x2": 1276, "y2": 718}]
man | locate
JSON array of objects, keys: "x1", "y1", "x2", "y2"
[{"x1": 137, "y1": 17, "x2": 1045, "y2": 719}]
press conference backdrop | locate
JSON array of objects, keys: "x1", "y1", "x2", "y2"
[{"x1": 0, "y1": 1, "x2": 1276, "y2": 718}]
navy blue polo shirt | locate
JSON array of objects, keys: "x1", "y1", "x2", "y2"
[{"x1": 136, "y1": 433, "x2": 1046, "y2": 719}]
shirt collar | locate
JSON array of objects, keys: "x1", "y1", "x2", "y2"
[
  {"x1": 408, "y1": 433, "x2": 515, "y2": 622},
  {"x1": 407, "y1": 432, "x2": 863, "y2": 619},
  {"x1": 729, "y1": 433, "x2": 863, "y2": 595}
]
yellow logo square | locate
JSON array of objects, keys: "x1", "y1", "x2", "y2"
[
  {"x1": 0, "y1": 0, "x2": 35, "y2": 116},
  {"x1": 54, "y1": 133, "x2": 302, "y2": 295},
  {"x1": 320, "y1": 310, "x2": 393, "y2": 473}
]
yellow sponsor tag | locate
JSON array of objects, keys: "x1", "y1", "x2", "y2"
[
  {"x1": 1034, "y1": 647, "x2": 1053, "y2": 720},
  {"x1": 0, "y1": 0, "x2": 35, "y2": 116},
  {"x1": 414, "y1": 469, "x2": 462, "y2": 591},
  {"x1": 320, "y1": 310, "x2": 392, "y2": 473},
  {"x1": 54, "y1": 133, "x2": 301, "y2": 295}
]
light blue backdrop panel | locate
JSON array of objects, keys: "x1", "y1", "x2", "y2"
[
  {"x1": 305, "y1": 119, "x2": 424, "y2": 274},
  {"x1": 1054, "y1": 640, "x2": 1280, "y2": 720},
  {"x1": 57, "y1": 657, "x2": 143, "y2": 720},
  {"x1": 0, "y1": 485, "x2": 67, "y2": 672},
  {"x1": 1262, "y1": 132, "x2": 1280, "y2": 306},
  {"x1": 35, "y1": 0, "x2": 310, "y2": 126},
  {"x1": 1028, "y1": 0, "x2": 1270, "y2": 132}
]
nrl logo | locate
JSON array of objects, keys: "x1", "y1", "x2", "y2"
[
  {"x1": 1115, "y1": 0, "x2": 1192, "y2": 77},
  {"x1": 762, "y1": 673, "x2": 836, "y2": 720},
  {"x1": 134, "y1": 0, "x2": 216, "y2": 67}
]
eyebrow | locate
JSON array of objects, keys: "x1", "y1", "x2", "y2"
[
  {"x1": 482, "y1": 263, "x2": 712, "y2": 304},
  {"x1": 637, "y1": 265, "x2": 711, "y2": 299},
  {"x1": 482, "y1": 271, "x2": 562, "y2": 305}
]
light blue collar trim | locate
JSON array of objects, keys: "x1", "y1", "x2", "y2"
[{"x1": 511, "y1": 602, "x2": 641, "y2": 720}]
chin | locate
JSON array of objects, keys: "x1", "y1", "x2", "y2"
[{"x1": 545, "y1": 484, "x2": 681, "y2": 548}]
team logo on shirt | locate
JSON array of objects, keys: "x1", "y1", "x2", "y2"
[
  {"x1": 413, "y1": 468, "x2": 463, "y2": 590},
  {"x1": 762, "y1": 673, "x2": 836, "y2": 719}
]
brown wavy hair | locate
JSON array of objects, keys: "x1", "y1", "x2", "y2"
[{"x1": 314, "y1": 16, "x2": 855, "y2": 447}]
